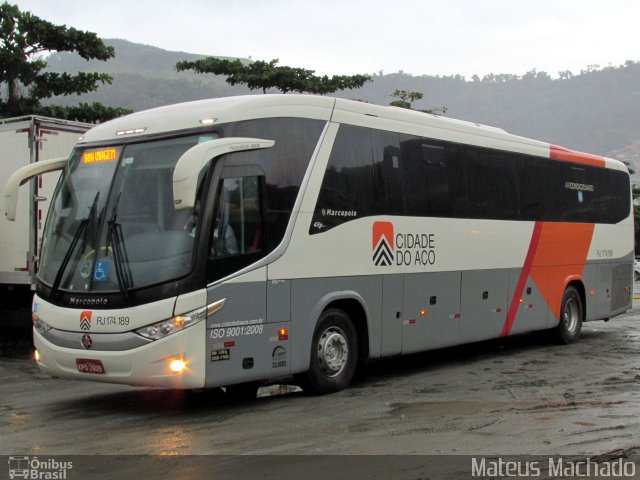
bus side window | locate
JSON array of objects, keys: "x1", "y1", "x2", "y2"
[
  {"x1": 206, "y1": 175, "x2": 265, "y2": 282},
  {"x1": 399, "y1": 137, "x2": 454, "y2": 217}
]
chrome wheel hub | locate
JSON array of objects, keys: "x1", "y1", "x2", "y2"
[
  {"x1": 564, "y1": 297, "x2": 579, "y2": 333},
  {"x1": 317, "y1": 327, "x2": 349, "y2": 377}
]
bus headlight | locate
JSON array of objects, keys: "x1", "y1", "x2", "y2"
[
  {"x1": 135, "y1": 305, "x2": 207, "y2": 340},
  {"x1": 33, "y1": 314, "x2": 52, "y2": 334}
]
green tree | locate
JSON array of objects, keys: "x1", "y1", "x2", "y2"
[
  {"x1": 175, "y1": 57, "x2": 371, "y2": 94},
  {"x1": 0, "y1": 2, "x2": 131, "y2": 121},
  {"x1": 389, "y1": 89, "x2": 423, "y2": 109},
  {"x1": 389, "y1": 89, "x2": 447, "y2": 115}
]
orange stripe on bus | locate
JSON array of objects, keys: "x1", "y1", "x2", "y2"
[
  {"x1": 550, "y1": 145, "x2": 606, "y2": 168},
  {"x1": 503, "y1": 222, "x2": 594, "y2": 335},
  {"x1": 502, "y1": 222, "x2": 542, "y2": 337},
  {"x1": 529, "y1": 223, "x2": 594, "y2": 320}
]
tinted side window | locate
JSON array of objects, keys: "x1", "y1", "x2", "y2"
[
  {"x1": 520, "y1": 155, "x2": 554, "y2": 221},
  {"x1": 597, "y1": 169, "x2": 631, "y2": 223},
  {"x1": 557, "y1": 164, "x2": 596, "y2": 222},
  {"x1": 206, "y1": 174, "x2": 266, "y2": 283},
  {"x1": 312, "y1": 125, "x2": 376, "y2": 231},
  {"x1": 520, "y1": 156, "x2": 629, "y2": 223},
  {"x1": 312, "y1": 126, "x2": 468, "y2": 233},
  {"x1": 465, "y1": 146, "x2": 520, "y2": 220},
  {"x1": 311, "y1": 124, "x2": 630, "y2": 232},
  {"x1": 399, "y1": 135, "x2": 464, "y2": 218},
  {"x1": 228, "y1": 117, "x2": 325, "y2": 250},
  {"x1": 372, "y1": 130, "x2": 403, "y2": 215}
]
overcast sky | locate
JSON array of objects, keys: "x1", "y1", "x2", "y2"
[{"x1": 11, "y1": 0, "x2": 640, "y2": 78}]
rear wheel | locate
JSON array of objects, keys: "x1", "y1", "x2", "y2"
[
  {"x1": 300, "y1": 308, "x2": 358, "y2": 395},
  {"x1": 553, "y1": 286, "x2": 583, "y2": 344}
]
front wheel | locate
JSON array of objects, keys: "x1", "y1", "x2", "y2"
[
  {"x1": 299, "y1": 308, "x2": 358, "y2": 395},
  {"x1": 552, "y1": 286, "x2": 583, "y2": 344}
]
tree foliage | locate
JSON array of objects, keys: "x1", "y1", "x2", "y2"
[
  {"x1": 389, "y1": 89, "x2": 423, "y2": 108},
  {"x1": 175, "y1": 57, "x2": 371, "y2": 94},
  {"x1": 389, "y1": 89, "x2": 447, "y2": 115},
  {"x1": 0, "y1": 2, "x2": 131, "y2": 121},
  {"x1": 38, "y1": 103, "x2": 132, "y2": 123}
]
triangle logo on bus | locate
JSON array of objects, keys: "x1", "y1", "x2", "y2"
[
  {"x1": 372, "y1": 222, "x2": 394, "y2": 266},
  {"x1": 79, "y1": 311, "x2": 92, "y2": 331}
]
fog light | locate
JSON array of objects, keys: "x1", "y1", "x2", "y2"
[
  {"x1": 169, "y1": 359, "x2": 186, "y2": 374},
  {"x1": 34, "y1": 350, "x2": 40, "y2": 363}
]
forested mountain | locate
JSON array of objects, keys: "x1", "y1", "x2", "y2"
[{"x1": 44, "y1": 39, "x2": 640, "y2": 173}]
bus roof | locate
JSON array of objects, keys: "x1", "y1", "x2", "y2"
[
  {"x1": 78, "y1": 95, "x2": 626, "y2": 172},
  {"x1": 79, "y1": 95, "x2": 336, "y2": 144}
]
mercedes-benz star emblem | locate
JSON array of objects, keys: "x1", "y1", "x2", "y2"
[{"x1": 81, "y1": 334, "x2": 93, "y2": 349}]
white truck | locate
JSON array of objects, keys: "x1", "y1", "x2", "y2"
[{"x1": 0, "y1": 116, "x2": 91, "y2": 304}]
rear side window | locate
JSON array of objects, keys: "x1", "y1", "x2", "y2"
[{"x1": 311, "y1": 123, "x2": 630, "y2": 233}]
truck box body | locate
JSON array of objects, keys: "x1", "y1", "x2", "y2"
[{"x1": 0, "y1": 116, "x2": 90, "y2": 288}]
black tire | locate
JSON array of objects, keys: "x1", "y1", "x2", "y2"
[
  {"x1": 635, "y1": 270, "x2": 639, "y2": 281},
  {"x1": 553, "y1": 286, "x2": 583, "y2": 344},
  {"x1": 300, "y1": 308, "x2": 358, "y2": 395}
]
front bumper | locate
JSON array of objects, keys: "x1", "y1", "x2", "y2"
[{"x1": 34, "y1": 321, "x2": 206, "y2": 389}]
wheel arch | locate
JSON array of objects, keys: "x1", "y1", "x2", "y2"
[
  {"x1": 564, "y1": 277, "x2": 587, "y2": 322},
  {"x1": 295, "y1": 291, "x2": 371, "y2": 373},
  {"x1": 323, "y1": 297, "x2": 370, "y2": 364}
]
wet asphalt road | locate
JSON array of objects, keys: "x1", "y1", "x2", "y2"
[{"x1": 1, "y1": 293, "x2": 639, "y2": 478}]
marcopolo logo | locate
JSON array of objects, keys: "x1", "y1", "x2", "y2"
[
  {"x1": 372, "y1": 222, "x2": 395, "y2": 266},
  {"x1": 372, "y1": 221, "x2": 437, "y2": 267}
]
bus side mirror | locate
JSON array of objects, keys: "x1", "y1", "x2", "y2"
[
  {"x1": 172, "y1": 137, "x2": 275, "y2": 210},
  {"x1": 3, "y1": 157, "x2": 68, "y2": 221}
]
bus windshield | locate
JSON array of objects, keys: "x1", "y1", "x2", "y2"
[{"x1": 39, "y1": 134, "x2": 217, "y2": 294}]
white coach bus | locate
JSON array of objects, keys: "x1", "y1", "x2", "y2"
[{"x1": 3, "y1": 95, "x2": 633, "y2": 396}]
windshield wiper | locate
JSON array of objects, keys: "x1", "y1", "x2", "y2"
[
  {"x1": 106, "y1": 192, "x2": 134, "y2": 300},
  {"x1": 50, "y1": 192, "x2": 100, "y2": 299}
]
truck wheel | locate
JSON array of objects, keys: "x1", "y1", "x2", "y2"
[
  {"x1": 301, "y1": 308, "x2": 358, "y2": 395},
  {"x1": 553, "y1": 286, "x2": 583, "y2": 344}
]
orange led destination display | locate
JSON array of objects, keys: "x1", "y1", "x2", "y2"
[{"x1": 82, "y1": 148, "x2": 119, "y2": 165}]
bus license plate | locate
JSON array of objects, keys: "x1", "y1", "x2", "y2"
[{"x1": 76, "y1": 358, "x2": 105, "y2": 374}]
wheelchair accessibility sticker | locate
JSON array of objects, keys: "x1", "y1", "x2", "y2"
[{"x1": 94, "y1": 259, "x2": 110, "y2": 282}]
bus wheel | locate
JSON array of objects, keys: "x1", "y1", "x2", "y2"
[
  {"x1": 553, "y1": 286, "x2": 583, "y2": 344},
  {"x1": 302, "y1": 308, "x2": 358, "y2": 395}
]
